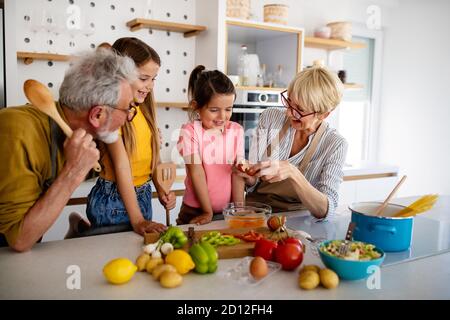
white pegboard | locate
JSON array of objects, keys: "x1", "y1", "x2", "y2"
[{"x1": 13, "y1": 0, "x2": 195, "y2": 162}]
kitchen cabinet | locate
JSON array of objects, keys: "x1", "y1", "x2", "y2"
[
  {"x1": 225, "y1": 18, "x2": 304, "y2": 89},
  {"x1": 194, "y1": 0, "x2": 303, "y2": 90}
]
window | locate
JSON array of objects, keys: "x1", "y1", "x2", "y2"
[{"x1": 337, "y1": 36, "x2": 376, "y2": 165}]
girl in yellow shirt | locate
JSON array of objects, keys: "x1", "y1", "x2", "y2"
[{"x1": 84, "y1": 38, "x2": 175, "y2": 235}]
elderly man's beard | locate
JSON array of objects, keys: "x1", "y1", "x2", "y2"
[
  {"x1": 97, "y1": 129, "x2": 119, "y2": 144},
  {"x1": 97, "y1": 115, "x2": 119, "y2": 144}
]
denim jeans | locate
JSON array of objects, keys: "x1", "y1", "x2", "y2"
[{"x1": 86, "y1": 177, "x2": 153, "y2": 227}]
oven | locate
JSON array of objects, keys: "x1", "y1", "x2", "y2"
[{"x1": 231, "y1": 89, "x2": 284, "y2": 159}]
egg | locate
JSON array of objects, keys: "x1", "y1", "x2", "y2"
[{"x1": 249, "y1": 256, "x2": 269, "y2": 280}]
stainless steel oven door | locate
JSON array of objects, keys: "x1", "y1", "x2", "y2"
[{"x1": 231, "y1": 106, "x2": 270, "y2": 159}]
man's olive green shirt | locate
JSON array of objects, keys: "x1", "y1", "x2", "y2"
[{"x1": 0, "y1": 103, "x2": 65, "y2": 246}]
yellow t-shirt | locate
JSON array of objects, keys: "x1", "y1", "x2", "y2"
[
  {"x1": 0, "y1": 104, "x2": 65, "y2": 245},
  {"x1": 100, "y1": 105, "x2": 153, "y2": 186}
]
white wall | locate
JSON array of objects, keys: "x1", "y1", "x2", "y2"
[
  {"x1": 378, "y1": 0, "x2": 450, "y2": 196},
  {"x1": 6, "y1": 0, "x2": 193, "y2": 162},
  {"x1": 249, "y1": 0, "x2": 450, "y2": 196}
]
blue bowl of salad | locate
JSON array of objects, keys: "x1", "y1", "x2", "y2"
[{"x1": 318, "y1": 240, "x2": 385, "y2": 281}]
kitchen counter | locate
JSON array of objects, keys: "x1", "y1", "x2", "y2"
[
  {"x1": 72, "y1": 164, "x2": 398, "y2": 198},
  {"x1": 1, "y1": 196, "x2": 449, "y2": 300}
]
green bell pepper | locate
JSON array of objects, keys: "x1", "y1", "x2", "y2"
[
  {"x1": 189, "y1": 241, "x2": 218, "y2": 274},
  {"x1": 160, "y1": 226, "x2": 188, "y2": 249}
]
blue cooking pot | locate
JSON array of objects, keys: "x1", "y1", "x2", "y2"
[{"x1": 350, "y1": 202, "x2": 413, "y2": 252}]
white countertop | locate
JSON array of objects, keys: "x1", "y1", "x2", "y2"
[{"x1": 1, "y1": 196, "x2": 449, "y2": 300}]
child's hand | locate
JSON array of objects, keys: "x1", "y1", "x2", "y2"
[
  {"x1": 132, "y1": 220, "x2": 167, "y2": 235},
  {"x1": 158, "y1": 191, "x2": 176, "y2": 210},
  {"x1": 189, "y1": 212, "x2": 213, "y2": 225},
  {"x1": 232, "y1": 165, "x2": 257, "y2": 186}
]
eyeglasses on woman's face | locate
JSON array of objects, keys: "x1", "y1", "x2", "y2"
[
  {"x1": 104, "y1": 104, "x2": 138, "y2": 122},
  {"x1": 280, "y1": 90, "x2": 316, "y2": 121}
]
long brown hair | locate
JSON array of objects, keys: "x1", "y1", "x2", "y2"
[{"x1": 111, "y1": 37, "x2": 161, "y2": 171}]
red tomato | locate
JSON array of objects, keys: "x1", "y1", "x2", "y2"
[
  {"x1": 274, "y1": 243, "x2": 304, "y2": 271},
  {"x1": 254, "y1": 238, "x2": 278, "y2": 261},
  {"x1": 279, "y1": 237, "x2": 302, "y2": 248}
]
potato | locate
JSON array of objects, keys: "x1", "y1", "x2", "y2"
[
  {"x1": 299, "y1": 265, "x2": 320, "y2": 275},
  {"x1": 136, "y1": 253, "x2": 151, "y2": 272},
  {"x1": 319, "y1": 268, "x2": 339, "y2": 289},
  {"x1": 298, "y1": 270, "x2": 320, "y2": 290},
  {"x1": 152, "y1": 264, "x2": 177, "y2": 281},
  {"x1": 159, "y1": 271, "x2": 183, "y2": 288},
  {"x1": 146, "y1": 257, "x2": 164, "y2": 274}
]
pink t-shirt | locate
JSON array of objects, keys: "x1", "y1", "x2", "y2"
[{"x1": 177, "y1": 121, "x2": 244, "y2": 213}]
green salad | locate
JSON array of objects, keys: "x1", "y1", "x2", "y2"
[{"x1": 320, "y1": 240, "x2": 382, "y2": 261}]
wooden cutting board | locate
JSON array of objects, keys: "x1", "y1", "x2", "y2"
[{"x1": 144, "y1": 227, "x2": 277, "y2": 259}]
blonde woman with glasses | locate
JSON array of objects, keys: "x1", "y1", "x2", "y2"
[{"x1": 237, "y1": 66, "x2": 348, "y2": 219}]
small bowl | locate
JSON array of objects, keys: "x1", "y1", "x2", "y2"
[
  {"x1": 223, "y1": 202, "x2": 272, "y2": 229},
  {"x1": 314, "y1": 26, "x2": 331, "y2": 39},
  {"x1": 318, "y1": 240, "x2": 385, "y2": 280}
]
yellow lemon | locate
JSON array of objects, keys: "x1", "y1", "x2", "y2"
[
  {"x1": 165, "y1": 250, "x2": 195, "y2": 275},
  {"x1": 103, "y1": 258, "x2": 138, "y2": 285}
]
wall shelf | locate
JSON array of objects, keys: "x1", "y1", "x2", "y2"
[
  {"x1": 17, "y1": 51, "x2": 72, "y2": 65},
  {"x1": 304, "y1": 37, "x2": 366, "y2": 50},
  {"x1": 126, "y1": 19, "x2": 207, "y2": 37},
  {"x1": 235, "y1": 86, "x2": 285, "y2": 91},
  {"x1": 156, "y1": 102, "x2": 189, "y2": 110},
  {"x1": 226, "y1": 18, "x2": 304, "y2": 34}
]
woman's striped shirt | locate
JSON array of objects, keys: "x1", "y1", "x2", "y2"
[{"x1": 248, "y1": 108, "x2": 348, "y2": 217}]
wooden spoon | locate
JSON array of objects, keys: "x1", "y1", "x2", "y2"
[
  {"x1": 375, "y1": 175, "x2": 407, "y2": 216},
  {"x1": 155, "y1": 163, "x2": 177, "y2": 226},
  {"x1": 23, "y1": 79, "x2": 101, "y2": 172}
]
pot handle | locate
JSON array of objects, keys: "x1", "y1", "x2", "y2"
[{"x1": 369, "y1": 224, "x2": 397, "y2": 235}]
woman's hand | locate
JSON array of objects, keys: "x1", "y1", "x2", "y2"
[
  {"x1": 232, "y1": 165, "x2": 257, "y2": 186},
  {"x1": 254, "y1": 160, "x2": 297, "y2": 183},
  {"x1": 189, "y1": 212, "x2": 213, "y2": 225},
  {"x1": 158, "y1": 191, "x2": 176, "y2": 210},
  {"x1": 132, "y1": 219, "x2": 167, "y2": 235}
]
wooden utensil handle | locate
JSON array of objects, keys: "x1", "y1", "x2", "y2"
[
  {"x1": 165, "y1": 208, "x2": 171, "y2": 226},
  {"x1": 375, "y1": 175, "x2": 407, "y2": 216}
]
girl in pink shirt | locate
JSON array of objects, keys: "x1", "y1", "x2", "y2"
[{"x1": 177, "y1": 65, "x2": 245, "y2": 225}]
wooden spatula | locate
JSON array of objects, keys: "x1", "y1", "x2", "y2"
[
  {"x1": 155, "y1": 162, "x2": 177, "y2": 226},
  {"x1": 375, "y1": 175, "x2": 407, "y2": 216},
  {"x1": 23, "y1": 79, "x2": 101, "y2": 172}
]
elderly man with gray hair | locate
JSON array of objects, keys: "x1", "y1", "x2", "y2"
[{"x1": 0, "y1": 49, "x2": 137, "y2": 251}]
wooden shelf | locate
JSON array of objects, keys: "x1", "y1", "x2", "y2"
[
  {"x1": 156, "y1": 102, "x2": 189, "y2": 110},
  {"x1": 235, "y1": 86, "x2": 285, "y2": 91},
  {"x1": 226, "y1": 18, "x2": 304, "y2": 34},
  {"x1": 304, "y1": 37, "x2": 366, "y2": 50},
  {"x1": 17, "y1": 51, "x2": 72, "y2": 65},
  {"x1": 344, "y1": 83, "x2": 363, "y2": 90},
  {"x1": 126, "y1": 19, "x2": 207, "y2": 37}
]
